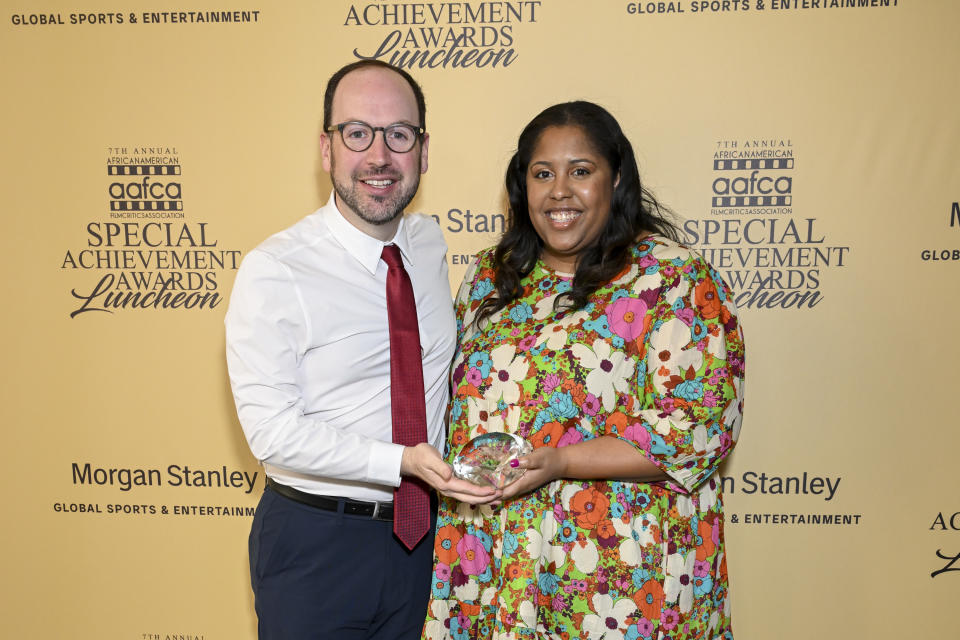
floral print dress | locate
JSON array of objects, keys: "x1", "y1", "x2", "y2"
[{"x1": 422, "y1": 236, "x2": 746, "y2": 640}]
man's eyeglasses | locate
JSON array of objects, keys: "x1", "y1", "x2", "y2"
[{"x1": 326, "y1": 121, "x2": 425, "y2": 153}]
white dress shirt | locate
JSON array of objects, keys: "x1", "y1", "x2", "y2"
[{"x1": 225, "y1": 195, "x2": 456, "y2": 502}]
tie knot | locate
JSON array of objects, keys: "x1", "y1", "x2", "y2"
[{"x1": 381, "y1": 244, "x2": 404, "y2": 269}]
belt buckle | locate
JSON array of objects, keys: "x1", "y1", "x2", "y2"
[{"x1": 371, "y1": 500, "x2": 384, "y2": 520}]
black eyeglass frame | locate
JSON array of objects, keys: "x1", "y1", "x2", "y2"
[{"x1": 325, "y1": 121, "x2": 426, "y2": 153}]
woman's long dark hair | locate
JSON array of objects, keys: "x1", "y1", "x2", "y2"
[{"x1": 476, "y1": 101, "x2": 679, "y2": 325}]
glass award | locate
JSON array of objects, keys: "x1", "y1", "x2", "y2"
[{"x1": 452, "y1": 432, "x2": 533, "y2": 487}]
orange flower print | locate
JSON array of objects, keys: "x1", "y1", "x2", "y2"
[
  {"x1": 450, "y1": 430, "x2": 469, "y2": 448},
  {"x1": 695, "y1": 279, "x2": 722, "y2": 319},
  {"x1": 530, "y1": 421, "x2": 566, "y2": 448},
  {"x1": 435, "y1": 524, "x2": 462, "y2": 565},
  {"x1": 562, "y1": 380, "x2": 587, "y2": 405},
  {"x1": 596, "y1": 518, "x2": 616, "y2": 539},
  {"x1": 633, "y1": 579, "x2": 665, "y2": 621},
  {"x1": 606, "y1": 411, "x2": 628, "y2": 435},
  {"x1": 570, "y1": 487, "x2": 610, "y2": 529},
  {"x1": 696, "y1": 520, "x2": 715, "y2": 561}
]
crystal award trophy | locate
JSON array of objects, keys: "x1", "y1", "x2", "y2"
[{"x1": 452, "y1": 432, "x2": 533, "y2": 487}]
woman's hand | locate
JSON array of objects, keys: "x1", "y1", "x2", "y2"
[
  {"x1": 487, "y1": 437, "x2": 670, "y2": 504},
  {"x1": 495, "y1": 447, "x2": 567, "y2": 502}
]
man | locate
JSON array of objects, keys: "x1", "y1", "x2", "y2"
[{"x1": 225, "y1": 60, "x2": 494, "y2": 640}]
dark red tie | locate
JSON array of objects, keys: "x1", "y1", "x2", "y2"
[{"x1": 381, "y1": 244, "x2": 430, "y2": 550}]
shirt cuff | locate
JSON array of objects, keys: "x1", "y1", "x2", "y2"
[{"x1": 367, "y1": 440, "x2": 405, "y2": 488}]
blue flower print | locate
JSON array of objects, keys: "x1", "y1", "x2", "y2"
[
  {"x1": 432, "y1": 579, "x2": 450, "y2": 599},
  {"x1": 556, "y1": 279, "x2": 572, "y2": 294},
  {"x1": 644, "y1": 264, "x2": 660, "y2": 275},
  {"x1": 612, "y1": 336, "x2": 625, "y2": 349},
  {"x1": 650, "y1": 434, "x2": 677, "y2": 457},
  {"x1": 503, "y1": 531, "x2": 519, "y2": 555},
  {"x1": 539, "y1": 278, "x2": 554, "y2": 291},
  {"x1": 709, "y1": 268, "x2": 727, "y2": 301},
  {"x1": 693, "y1": 575, "x2": 714, "y2": 597},
  {"x1": 634, "y1": 492, "x2": 651, "y2": 510},
  {"x1": 632, "y1": 567, "x2": 652, "y2": 589},
  {"x1": 583, "y1": 315, "x2": 613, "y2": 339},
  {"x1": 671, "y1": 297, "x2": 685, "y2": 312},
  {"x1": 691, "y1": 317, "x2": 708, "y2": 341},
  {"x1": 450, "y1": 616, "x2": 470, "y2": 640},
  {"x1": 478, "y1": 564, "x2": 493, "y2": 583},
  {"x1": 471, "y1": 277, "x2": 494, "y2": 300},
  {"x1": 559, "y1": 520, "x2": 577, "y2": 543},
  {"x1": 548, "y1": 391, "x2": 578, "y2": 419},
  {"x1": 476, "y1": 529, "x2": 493, "y2": 552},
  {"x1": 509, "y1": 303, "x2": 533, "y2": 322},
  {"x1": 468, "y1": 351, "x2": 492, "y2": 378},
  {"x1": 533, "y1": 409, "x2": 554, "y2": 430},
  {"x1": 674, "y1": 379, "x2": 704, "y2": 402},
  {"x1": 611, "y1": 289, "x2": 629, "y2": 302},
  {"x1": 450, "y1": 399, "x2": 463, "y2": 423},
  {"x1": 538, "y1": 572, "x2": 560, "y2": 595}
]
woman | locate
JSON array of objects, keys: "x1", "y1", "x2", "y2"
[{"x1": 422, "y1": 102, "x2": 745, "y2": 640}]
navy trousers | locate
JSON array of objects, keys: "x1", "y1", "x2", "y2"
[{"x1": 249, "y1": 486, "x2": 436, "y2": 640}]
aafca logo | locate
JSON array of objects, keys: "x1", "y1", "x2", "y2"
[
  {"x1": 711, "y1": 139, "x2": 793, "y2": 215},
  {"x1": 107, "y1": 147, "x2": 183, "y2": 217}
]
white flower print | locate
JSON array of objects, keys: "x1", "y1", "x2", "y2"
[
  {"x1": 524, "y1": 511, "x2": 568, "y2": 568},
  {"x1": 582, "y1": 593, "x2": 638, "y2": 640},
  {"x1": 618, "y1": 512, "x2": 660, "y2": 567},
  {"x1": 536, "y1": 323, "x2": 568, "y2": 350},
  {"x1": 647, "y1": 317, "x2": 703, "y2": 388},
  {"x1": 664, "y1": 550, "x2": 695, "y2": 613},
  {"x1": 570, "y1": 339, "x2": 635, "y2": 412},
  {"x1": 485, "y1": 343, "x2": 529, "y2": 406}
]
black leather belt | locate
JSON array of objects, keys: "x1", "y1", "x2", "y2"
[{"x1": 266, "y1": 477, "x2": 394, "y2": 521}]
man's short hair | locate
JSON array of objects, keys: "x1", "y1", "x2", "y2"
[{"x1": 323, "y1": 60, "x2": 427, "y2": 130}]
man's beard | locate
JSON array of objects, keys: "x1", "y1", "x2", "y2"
[{"x1": 331, "y1": 157, "x2": 421, "y2": 227}]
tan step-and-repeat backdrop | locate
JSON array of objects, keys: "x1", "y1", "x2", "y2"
[{"x1": 2, "y1": 1, "x2": 958, "y2": 638}]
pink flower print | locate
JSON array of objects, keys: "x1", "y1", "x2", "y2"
[
  {"x1": 553, "y1": 503, "x2": 565, "y2": 522},
  {"x1": 542, "y1": 373, "x2": 562, "y2": 394},
  {"x1": 435, "y1": 563, "x2": 451, "y2": 581},
  {"x1": 702, "y1": 389, "x2": 719, "y2": 407},
  {"x1": 639, "y1": 254, "x2": 657, "y2": 269},
  {"x1": 551, "y1": 593, "x2": 566, "y2": 611},
  {"x1": 456, "y1": 534, "x2": 490, "y2": 576},
  {"x1": 662, "y1": 265, "x2": 676, "y2": 278},
  {"x1": 637, "y1": 619, "x2": 655, "y2": 637},
  {"x1": 675, "y1": 307, "x2": 695, "y2": 327},
  {"x1": 655, "y1": 395, "x2": 676, "y2": 415},
  {"x1": 466, "y1": 367, "x2": 483, "y2": 387},
  {"x1": 661, "y1": 608, "x2": 680, "y2": 631},
  {"x1": 694, "y1": 559, "x2": 711, "y2": 577},
  {"x1": 606, "y1": 296, "x2": 649, "y2": 341},
  {"x1": 518, "y1": 334, "x2": 537, "y2": 351},
  {"x1": 582, "y1": 393, "x2": 601, "y2": 416},
  {"x1": 557, "y1": 427, "x2": 583, "y2": 448},
  {"x1": 623, "y1": 423, "x2": 651, "y2": 450}
]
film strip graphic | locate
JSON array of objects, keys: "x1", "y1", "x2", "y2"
[
  {"x1": 108, "y1": 163, "x2": 182, "y2": 212},
  {"x1": 712, "y1": 157, "x2": 793, "y2": 208},
  {"x1": 713, "y1": 158, "x2": 794, "y2": 171}
]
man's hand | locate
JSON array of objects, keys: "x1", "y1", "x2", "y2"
[{"x1": 400, "y1": 443, "x2": 500, "y2": 504}]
